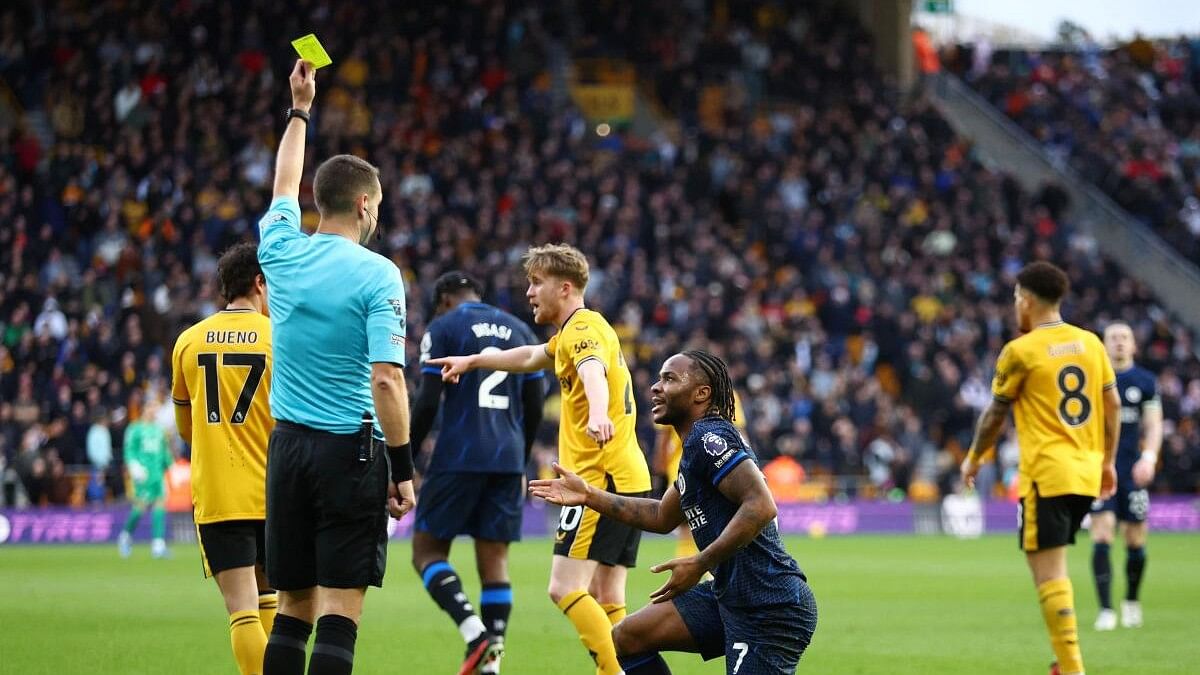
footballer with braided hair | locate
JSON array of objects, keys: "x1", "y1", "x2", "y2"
[{"x1": 531, "y1": 351, "x2": 818, "y2": 674}]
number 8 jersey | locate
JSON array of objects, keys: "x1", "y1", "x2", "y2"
[
  {"x1": 991, "y1": 320, "x2": 1117, "y2": 498},
  {"x1": 171, "y1": 309, "x2": 274, "y2": 523}
]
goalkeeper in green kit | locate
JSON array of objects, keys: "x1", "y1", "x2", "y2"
[{"x1": 118, "y1": 400, "x2": 174, "y2": 559}]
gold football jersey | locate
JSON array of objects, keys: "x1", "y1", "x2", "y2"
[{"x1": 172, "y1": 309, "x2": 273, "y2": 523}]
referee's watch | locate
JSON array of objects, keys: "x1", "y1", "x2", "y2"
[{"x1": 285, "y1": 107, "x2": 310, "y2": 124}]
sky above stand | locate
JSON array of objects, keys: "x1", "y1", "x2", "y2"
[{"x1": 950, "y1": 0, "x2": 1199, "y2": 42}]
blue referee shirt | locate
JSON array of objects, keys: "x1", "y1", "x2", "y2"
[{"x1": 257, "y1": 196, "x2": 407, "y2": 434}]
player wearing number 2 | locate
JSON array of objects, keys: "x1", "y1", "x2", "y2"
[
  {"x1": 962, "y1": 262, "x2": 1120, "y2": 675},
  {"x1": 430, "y1": 244, "x2": 652, "y2": 675},
  {"x1": 410, "y1": 271, "x2": 545, "y2": 674},
  {"x1": 171, "y1": 242, "x2": 278, "y2": 675}
]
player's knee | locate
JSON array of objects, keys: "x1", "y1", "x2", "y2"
[
  {"x1": 589, "y1": 584, "x2": 622, "y2": 605},
  {"x1": 610, "y1": 619, "x2": 639, "y2": 657},
  {"x1": 278, "y1": 589, "x2": 317, "y2": 623},
  {"x1": 1125, "y1": 527, "x2": 1147, "y2": 548},
  {"x1": 547, "y1": 579, "x2": 581, "y2": 605},
  {"x1": 410, "y1": 545, "x2": 442, "y2": 576},
  {"x1": 1090, "y1": 519, "x2": 1114, "y2": 544},
  {"x1": 588, "y1": 570, "x2": 626, "y2": 605}
]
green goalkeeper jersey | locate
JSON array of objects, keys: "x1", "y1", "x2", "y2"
[{"x1": 124, "y1": 420, "x2": 171, "y2": 486}]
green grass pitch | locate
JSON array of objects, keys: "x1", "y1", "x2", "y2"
[{"x1": 2, "y1": 533, "x2": 1198, "y2": 673}]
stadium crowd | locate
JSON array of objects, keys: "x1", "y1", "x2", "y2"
[
  {"x1": 2, "y1": 0, "x2": 1200, "y2": 509},
  {"x1": 957, "y1": 34, "x2": 1200, "y2": 262}
]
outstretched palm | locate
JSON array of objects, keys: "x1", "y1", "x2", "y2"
[{"x1": 529, "y1": 462, "x2": 589, "y2": 506}]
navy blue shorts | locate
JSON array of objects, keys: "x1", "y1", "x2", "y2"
[
  {"x1": 1092, "y1": 482, "x2": 1150, "y2": 523},
  {"x1": 415, "y1": 472, "x2": 524, "y2": 542},
  {"x1": 673, "y1": 580, "x2": 817, "y2": 674}
]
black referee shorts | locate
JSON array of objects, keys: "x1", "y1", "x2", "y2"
[{"x1": 266, "y1": 421, "x2": 389, "y2": 591}]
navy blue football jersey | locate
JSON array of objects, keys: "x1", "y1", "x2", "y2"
[
  {"x1": 1115, "y1": 365, "x2": 1159, "y2": 478},
  {"x1": 419, "y1": 302, "x2": 544, "y2": 474},
  {"x1": 675, "y1": 416, "x2": 806, "y2": 609}
]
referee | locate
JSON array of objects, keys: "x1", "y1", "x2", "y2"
[{"x1": 258, "y1": 60, "x2": 415, "y2": 675}]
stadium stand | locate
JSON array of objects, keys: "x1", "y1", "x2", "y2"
[
  {"x1": 1, "y1": 1, "x2": 1199, "y2": 511},
  {"x1": 957, "y1": 36, "x2": 1200, "y2": 262}
]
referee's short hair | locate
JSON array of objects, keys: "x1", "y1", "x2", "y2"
[
  {"x1": 217, "y1": 242, "x2": 262, "y2": 303},
  {"x1": 314, "y1": 154, "x2": 380, "y2": 216}
]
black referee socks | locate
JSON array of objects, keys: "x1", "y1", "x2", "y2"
[
  {"x1": 308, "y1": 614, "x2": 358, "y2": 675},
  {"x1": 263, "y1": 614, "x2": 312, "y2": 675}
]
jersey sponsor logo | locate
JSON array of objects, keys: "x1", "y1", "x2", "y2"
[
  {"x1": 684, "y1": 504, "x2": 708, "y2": 530},
  {"x1": 1120, "y1": 407, "x2": 1141, "y2": 424},
  {"x1": 205, "y1": 330, "x2": 258, "y2": 344},
  {"x1": 558, "y1": 376, "x2": 572, "y2": 392},
  {"x1": 387, "y1": 298, "x2": 405, "y2": 317},
  {"x1": 676, "y1": 472, "x2": 687, "y2": 496},
  {"x1": 573, "y1": 339, "x2": 599, "y2": 354},
  {"x1": 1125, "y1": 387, "x2": 1142, "y2": 404},
  {"x1": 265, "y1": 213, "x2": 287, "y2": 224},
  {"x1": 390, "y1": 333, "x2": 404, "y2": 346},
  {"x1": 470, "y1": 322, "x2": 513, "y2": 340},
  {"x1": 702, "y1": 432, "x2": 729, "y2": 457},
  {"x1": 575, "y1": 323, "x2": 589, "y2": 330}
]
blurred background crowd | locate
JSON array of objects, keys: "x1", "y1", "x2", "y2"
[
  {"x1": 949, "y1": 32, "x2": 1200, "y2": 262},
  {"x1": 2, "y1": 0, "x2": 1199, "y2": 509}
]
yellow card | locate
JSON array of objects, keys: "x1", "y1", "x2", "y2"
[{"x1": 291, "y1": 34, "x2": 333, "y2": 69}]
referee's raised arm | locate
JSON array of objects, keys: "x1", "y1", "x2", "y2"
[{"x1": 274, "y1": 59, "x2": 314, "y2": 200}]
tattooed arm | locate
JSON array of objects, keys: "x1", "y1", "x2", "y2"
[
  {"x1": 967, "y1": 398, "x2": 1013, "y2": 462},
  {"x1": 529, "y1": 462, "x2": 683, "y2": 534},
  {"x1": 960, "y1": 397, "x2": 1012, "y2": 488}
]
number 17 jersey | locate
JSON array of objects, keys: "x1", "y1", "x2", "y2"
[
  {"x1": 991, "y1": 321, "x2": 1116, "y2": 498},
  {"x1": 171, "y1": 309, "x2": 274, "y2": 524}
]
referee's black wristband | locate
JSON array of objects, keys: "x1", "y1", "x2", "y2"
[
  {"x1": 285, "y1": 107, "x2": 310, "y2": 124},
  {"x1": 387, "y1": 443, "x2": 414, "y2": 483}
]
